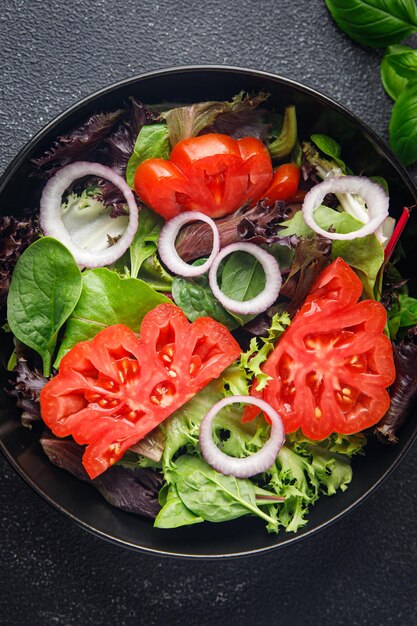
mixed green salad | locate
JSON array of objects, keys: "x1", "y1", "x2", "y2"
[{"x1": 2, "y1": 91, "x2": 417, "y2": 534}]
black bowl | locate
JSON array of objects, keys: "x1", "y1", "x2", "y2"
[{"x1": 1, "y1": 65, "x2": 417, "y2": 558}]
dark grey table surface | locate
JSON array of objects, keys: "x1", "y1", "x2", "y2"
[{"x1": 1, "y1": 1, "x2": 417, "y2": 624}]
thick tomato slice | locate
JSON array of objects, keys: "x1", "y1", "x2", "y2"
[
  {"x1": 134, "y1": 133, "x2": 273, "y2": 219},
  {"x1": 245, "y1": 258, "x2": 395, "y2": 439},
  {"x1": 40, "y1": 304, "x2": 240, "y2": 479}
]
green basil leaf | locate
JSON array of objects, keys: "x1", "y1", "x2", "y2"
[
  {"x1": 7, "y1": 237, "x2": 83, "y2": 376},
  {"x1": 173, "y1": 455, "x2": 277, "y2": 528},
  {"x1": 129, "y1": 206, "x2": 164, "y2": 278},
  {"x1": 125, "y1": 123, "x2": 170, "y2": 188},
  {"x1": 325, "y1": 0, "x2": 417, "y2": 48},
  {"x1": 386, "y1": 48, "x2": 417, "y2": 79},
  {"x1": 389, "y1": 80, "x2": 417, "y2": 165},
  {"x1": 381, "y1": 45, "x2": 411, "y2": 101},
  {"x1": 54, "y1": 268, "x2": 169, "y2": 366}
]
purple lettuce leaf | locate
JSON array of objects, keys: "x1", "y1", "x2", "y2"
[
  {"x1": 40, "y1": 433, "x2": 162, "y2": 519},
  {"x1": 280, "y1": 234, "x2": 332, "y2": 316},
  {"x1": 376, "y1": 326, "x2": 417, "y2": 443},
  {"x1": 7, "y1": 356, "x2": 47, "y2": 428},
  {"x1": 0, "y1": 216, "x2": 40, "y2": 308}
]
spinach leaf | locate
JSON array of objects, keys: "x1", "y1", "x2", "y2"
[
  {"x1": 386, "y1": 48, "x2": 417, "y2": 79},
  {"x1": 129, "y1": 206, "x2": 164, "y2": 278},
  {"x1": 7, "y1": 237, "x2": 82, "y2": 376},
  {"x1": 154, "y1": 484, "x2": 204, "y2": 528},
  {"x1": 125, "y1": 123, "x2": 170, "y2": 188},
  {"x1": 55, "y1": 268, "x2": 169, "y2": 365},
  {"x1": 221, "y1": 250, "x2": 265, "y2": 301},
  {"x1": 310, "y1": 133, "x2": 348, "y2": 173},
  {"x1": 381, "y1": 45, "x2": 410, "y2": 101},
  {"x1": 389, "y1": 81, "x2": 417, "y2": 165},
  {"x1": 325, "y1": 0, "x2": 417, "y2": 48},
  {"x1": 173, "y1": 455, "x2": 278, "y2": 527},
  {"x1": 172, "y1": 267, "x2": 238, "y2": 330}
]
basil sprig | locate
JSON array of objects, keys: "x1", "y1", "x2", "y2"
[{"x1": 325, "y1": 0, "x2": 417, "y2": 48}]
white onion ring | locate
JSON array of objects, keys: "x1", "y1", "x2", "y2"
[
  {"x1": 302, "y1": 176, "x2": 389, "y2": 240},
  {"x1": 158, "y1": 211, "x2": 220, "y2": 277},
  {"x1": 208, "y1": 242, "x2": 282, "y2": 315},
  {"x1": 199, "y1": 395, "x2": 285, "y2": 478},
  {"x1": 40, "y1": 161, "x2": 139, "y2": 268}
]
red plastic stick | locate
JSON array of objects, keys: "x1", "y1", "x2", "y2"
[{"x1": 384, "y1": 207, "x2": 411, "y2": 262}]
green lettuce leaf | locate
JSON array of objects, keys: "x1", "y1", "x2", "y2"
[{"x1": 129, "y1": 206, "x2": 164, "y2": 278}]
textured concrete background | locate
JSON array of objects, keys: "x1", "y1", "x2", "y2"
[{"x1": 1, "y1": 0, "x2": 417, "y2": 624}]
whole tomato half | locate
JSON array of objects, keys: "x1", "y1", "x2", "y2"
[
  {"x1": 40, "y1": 304, "x2": 240, "y2": 478},
  {"x1": 244, "y1": 258, "x2": 395, "y2": 439},
  {"x1": 134, "y1": 133, "x2": 273, "y2": 219}
]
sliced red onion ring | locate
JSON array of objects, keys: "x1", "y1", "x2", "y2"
[
  {"x1": 158, "y1": 211, "x2": 220, "y2": 277},
  {"x1": 40, "y1": 161, "x2": 139, "y2": 268},
  {"x1": 199, "y1": 396, "x2": 285, "y2": 478},
  {"x1": 302, "y1": 176, "x2": 389, "y2": 240},
  {"x1": 208, "y1": 242, "x2": 282, "y2": 315}
]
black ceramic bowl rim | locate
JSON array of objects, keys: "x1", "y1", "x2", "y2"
[{"x1": 1, "y1": 64, "x2": 417, "y2": 559}]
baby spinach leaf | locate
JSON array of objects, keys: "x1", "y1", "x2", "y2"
[
  {"x1": 389, "y1": 80, "x2": 417, "y2": 165},
  {"x1": 125, "y1": 123, "x2": 170, "y2": 188},
  {"x1": 154, "y1": 484, "x2": 204, "y2": 528},
  {"x1": 129, "y1": 206, "x2": 164, "y2": 278},
  {"x1": 279, "y1": 206, "x2": 384, "y2": 296},
  {"x1": 55, "y1": 268, "x2": 169, "y2": 366},
  {"x1": 310, "y1": 133, "x2": 348, "y2": 172},
  {"x1": 172, "y1": 269, "x2": 238, "y2": 330},
  {"x1": 381, "y1": 45, "x2": 410, "y2": 101},
  {"x1": 325, "y1": 0, "x2": 417, "y2": 48},
  {"x1": 173, "y1": 455, "x2": 278, "y2": 528},
  {"x1": 7, "y1": 237, "x2": 82, "y2": 377}
]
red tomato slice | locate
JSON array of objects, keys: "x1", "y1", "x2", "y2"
[
  {"x1": 264, "y1": 163, "x2": 300, "y2": 202},
  {"x1": 244, "y1": 258, "x2": 395, "y2": 439},
  {"x1": 40, "y1": 304, "x2": 240, "y2": 479},
  {"x1": 134, "y1": 133, "x2": 273, "y2": 219}
]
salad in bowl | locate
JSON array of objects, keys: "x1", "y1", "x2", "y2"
[{"x1": 1, "y1": 67, "x2": 416, "y2": 556}]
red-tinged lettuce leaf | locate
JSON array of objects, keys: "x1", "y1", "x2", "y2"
[
  {"x1": 0, "y1": 216, "x2": 40, "y2": 308},
  {"x1": 31, "y1": 109, "x2": 124, "y2": 176},
  {"x1": 376, "y1": 326, "x2": 417, "y2": 443},
  {"x1": 175, "y1": 199, "x2": 298, "y2": 262},
  {"x1": 7, "y1": 358, "x2": 47, "y2": 428},
  {"x1": 40, "y1": 433, "x2": 162, "y2": 519},
  {"x1": 280, "y1": 235, "x2": 332, "y2": 316}
]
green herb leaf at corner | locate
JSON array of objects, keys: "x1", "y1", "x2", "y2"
[
  {"x1": 7, "y1": 237, "x2": 82, "y2": 377},
  {"x1": 390, "y1": 81, "x2": 417, "y2": 166},
  {"x1": 125, "y1": 123, "x2": 170, "y2": 188},
  {"x1": 154, "y1": 484, "x2": 204, "y2": 529},
  {"x1": 381, "y1": 45, "x2": 410, "y2": 101},
  {"x1": 54, "y1": 268, "x2": 170, "y2": 366},
  {"x1": 325, "y1": 0, "x2": 417, "y2": 48}
]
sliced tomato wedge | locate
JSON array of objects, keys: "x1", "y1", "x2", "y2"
[
  {"x1": 40, "y1": 304, "x2": 240, "y2": 479},
  {"x1": 134, "y1": 133, "x2": 273, "y2": 219},
  {"x1": 244, "y1": 258, "x2": 395, "y2": 439}
]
